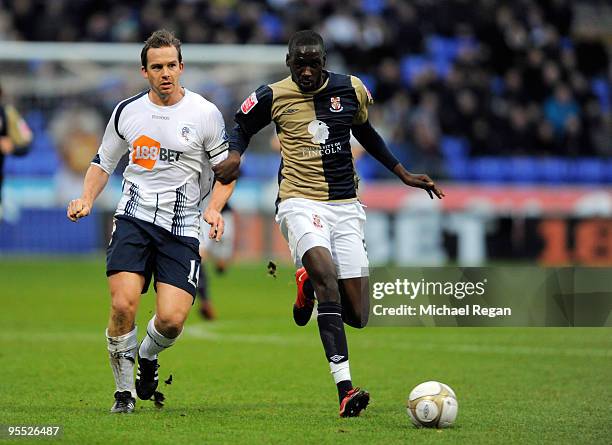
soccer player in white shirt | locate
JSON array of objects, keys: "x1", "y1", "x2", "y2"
[{"x1": 67, "y1": 30, "x2": 235, "y2": 413}]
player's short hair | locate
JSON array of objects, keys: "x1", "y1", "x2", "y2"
[
  {"x1": 288, "y1": 30, "x2": 325, "y2": 56},
  {"x1": 141, "y1": 29, "x2": 182, "y2": 68}
]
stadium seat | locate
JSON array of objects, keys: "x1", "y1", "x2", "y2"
[
  {"x1": 354, "y1": 73, "x2": 377, "y2": 97},
  {"x1": 445, "y1": 158, "x2": 470, "y2": 181},
  {"x1": 360, "y1": 0, "x2": 385, "y2": 14},
  {"x1": 606, "y1": 159, "x2": 612, "y2": 183},
  {"x1": 0, "y1": 209, "x2": 99, "y2": 253},
  {"x1": 572, "y1": 158, "x2": 606, "y2": 184},
  {"x1": 507, "y1": 157, "x2": 539, "y2": 183},
  {"x1": 592, "y1": 77, "x2": 611, "y2": 114},
  {"x1": 433, "y1": 57, "x2": 452, "y2": 78},
  {"x1": 441, "y1": 137, "x2": 469, "y2": 161},
  {"x1": 3, "y1": 111, "x2": 60, "y2": 176},
  {"x1": 470, "y1": 157, "x2": 510, "y2": 182},
  {"x1": 239, "y1": 152, "x2": 281, "y2": 180},
  {"x1": 426, "y1": 35, "x2": 459, "y2": 61},
  {"x1": 260, "y1": 13, "x2": 283, "y2": 41},
  {"x1": 400, "y1": 55, "x2": 430, "y2": 87},
  {"x1": 540, "y1": 157, "x2": 570, "y2": 184},
  {"x1": 354, "y1": 156, "x2": 378, "y2": 180}
]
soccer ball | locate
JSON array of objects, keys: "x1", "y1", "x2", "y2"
[{"x1": 407, "y1": 381, "x2": 458, "y2": 428}]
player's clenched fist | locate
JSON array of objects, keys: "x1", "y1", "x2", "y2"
[{"x1": 67, "y1": 198, "x2": 92, "y2": 222}]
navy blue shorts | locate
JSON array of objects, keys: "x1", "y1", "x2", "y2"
[{"x1": 106, "y1": 215, "x2": 201, "y2": 298}]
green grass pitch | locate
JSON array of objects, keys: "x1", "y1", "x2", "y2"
[{"x1": 0, "y1": 257, "x2": 610, "y2": 444}]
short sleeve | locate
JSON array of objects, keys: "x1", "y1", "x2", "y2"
[
  {"x1": 91, "y1": 106, "x2": 128, "y2": 175},
  {"x1": 201, "y1": 105, "x2": 229, "y2": 165},
  {"x1": 351, "y1": 76, "x2": 374, "y2": 126}
]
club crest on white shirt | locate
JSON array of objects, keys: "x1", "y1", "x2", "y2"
[{"x1": 178, "y1": 122, "x2": 197, "y2": 143}]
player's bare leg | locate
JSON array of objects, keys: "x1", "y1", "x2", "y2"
[
  {"x1": 107, "y1": 272, "x2": 144, "y2": 413},
  {"x1": 339, "y1": 277, "x2": 370, "y2": 329},
  {"x1": 197, "y1": 248, "x2": 216, "y2": 320},
  {"x1": 136, "y1": 283, "x2": 192, "y2": 400},
  {"x1": 302, "y1": 247, "x2": 369, "y2": 417}
]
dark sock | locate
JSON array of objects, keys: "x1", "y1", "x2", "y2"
[
  {"x1": 337, "y1": 380, "x2": 353, "y2": 403},
  {"x1": 303, "y1": 278, "x2": 315, "y2": 300},
  {"x1": 317, "y1": 302, "x2": 351, "y2": 402},
  {"x1": 197, "y1": 262, "x2": 208, "y2": 300}
]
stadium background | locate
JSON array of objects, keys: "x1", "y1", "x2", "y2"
[
  {"x1": 1, "y1": 0, "x2": 611, "y2": 265},
  {"x1": 0, "y1": 1, "x2": 611, "y2": 444}
]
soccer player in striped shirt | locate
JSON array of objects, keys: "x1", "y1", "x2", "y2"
[
  {"x1": 67, "y1": 30, "x2": 235, "y2": 413},
  {"x1": 214, "y1": 30, "x2": 444, "y2": 417}
]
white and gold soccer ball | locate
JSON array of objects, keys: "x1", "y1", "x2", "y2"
[{"x1": 407, "y1": 381, "x2": 458, "y2": 428}]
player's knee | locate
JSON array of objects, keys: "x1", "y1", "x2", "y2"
[
  {"x1": 110, "y1": 294, "x2": 138, "y2": 319},
  {"x1": 155, "y1": 313, "x2": 185, "y2": 338}
]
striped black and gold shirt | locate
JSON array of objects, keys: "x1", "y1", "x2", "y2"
[{"x1": 232, "y1": 71, "x2": 373, "y2": 203}]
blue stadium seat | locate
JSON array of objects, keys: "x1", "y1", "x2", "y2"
[
  {"x1": 507, "y1": 157, "x2": 539, "y2": 183},
  {"x1": 433, "y1": 57, "x2": 452, "y2": 78},
  {"x1": 360, "y1": 0, "x2": 385, "y2": 14},
  {"x1": 592, "y1": 77, "x2": 611, "y2": 114},
  {"x1": 400, "y1": 55, "x2": 430, "y2": 87},
  {"x1": 426, "y1": 35, "x2": 459, "y2": 61},
  {"x1": 606, "y1": 159, "x2": 612, "y2": 183},
  {"x1": 540, "y1": 157, "x2": 570, "y2": 184},
  {"x1": 0, "y1": 209, "x2": 100, "y2": 253},
  {"x1": 572, "y1": 158, "x2": 606, "y2": 184},
  {"x1": 355, "y1": 156, "x2": 378, "y2": 180},
  {"x1": 445, "y1": 158, "x2": 470, "y2": 181},
  {"x1": 4, "y1": 111, "x2": 60, "y2": 176},
  {"x1": 239, "y1": 152, "x2": 281, "y2": 180},
  {"x1": 261, "y1": 13, "x2": 283, "y2": 41},
  {"x1": 355, "y1": 73, "x2": 377, "y2": 97},
  {"x1": 440, "y1": 137, "x2": 469, "y2": 160},
  {"x1": 470, "y1": 157, "x2": 510, "y2": 182}
]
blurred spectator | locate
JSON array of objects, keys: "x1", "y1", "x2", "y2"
[
  {"x1": 0, "y1": 82, "x2": 33, "y2": 219},
  {"x1": 544, "y1": 84, "x2": 580, "y2": 136},
  {"x1": 49, "y1": 107, "x2": 117, "y2": 207}
]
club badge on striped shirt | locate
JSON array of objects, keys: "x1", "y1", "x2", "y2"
[{"x1": 330, "y1": 96, "x2": 343, "y2": 112}]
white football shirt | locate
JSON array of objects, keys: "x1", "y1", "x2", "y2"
[{"x1": 92, "y1": 88, "x2": 229, "y2": 238}]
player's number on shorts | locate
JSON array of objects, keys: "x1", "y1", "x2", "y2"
[{"x1": 187, "y1": 260, "x2": 200, "y2": 288}]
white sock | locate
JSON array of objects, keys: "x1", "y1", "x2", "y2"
[
  {"x1": 106, "y1": 326, "x2": 138, "y2": 398},
  {"x1": 138, "y1": 316, "x2": 179, "y2": 360},
  {"x1": 330, "y1": 360, "x2": 351, "y2": 384}
]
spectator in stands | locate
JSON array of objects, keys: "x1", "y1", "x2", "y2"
[
  {"x1": 0, "y1": 82, "x2": 32, "y2": 219},
  {"x1": 544, "y1": 83, "x2": 580, "y2": 136},
  {"x1": 49, "y1": 107, "x2": 115, "y2": 207}
]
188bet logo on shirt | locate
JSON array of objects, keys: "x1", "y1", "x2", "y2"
[{"x1": 132, "y1": 134, "x2": 182, "y2": 170}]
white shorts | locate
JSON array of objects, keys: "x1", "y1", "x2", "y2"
[
  {"x1": 275, "y1": 198, "x2": 369, "y2": 279},
  {"x1": 199, "y1": 211, "x2": 235, "y2": 261}
]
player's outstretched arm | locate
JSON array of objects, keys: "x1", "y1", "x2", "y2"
[
  {"x1": 214, "y1": 86, "x2": 273, "y2": 184},
  {"x1": 203, "y1": 179, "x2": 236, "y2": 241},
  {"x1": 393, "y1": 164, "x2": 445, "y2": 199},
  {"x1": 66, "y1": 164, "x2": 109, "y2": 222},
  {"x1": 352, "y1": 120, "x2": 444, "y2": 199}
]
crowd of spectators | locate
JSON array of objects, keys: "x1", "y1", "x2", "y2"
[{"x1": 1, "y1": 0, "x2": 611, "y2": 180}]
